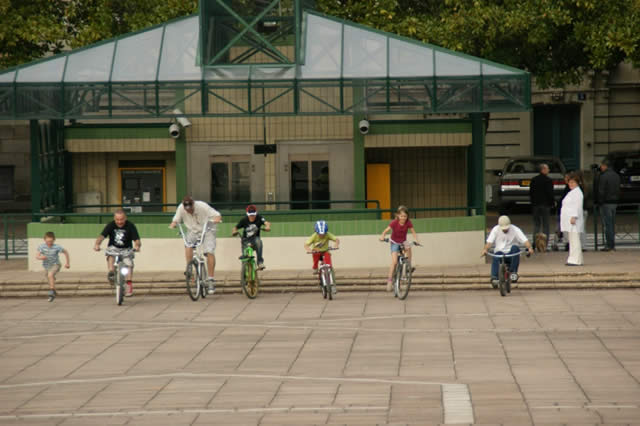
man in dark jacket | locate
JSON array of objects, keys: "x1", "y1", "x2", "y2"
[
  {"x1": 597, "y1": 159, "x2": 621, "y2": 251},
  {"x1": 529, "y1": 163, "x2": 555, "y2": 247}
]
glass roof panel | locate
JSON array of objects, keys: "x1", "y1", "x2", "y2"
[
  {"x1": 65, "y1": 42, "x2": 115, "y2": 82},
  {"x1": 251, "y1": 66, "x2": 296, "y2": 80},
  {"x1": 112, "y1": 27, "x2": 163, "y2": 81},
  {"x1": 16, "y1": 57, "x2": 66, "y2": 82},
  {"x1": 342, "y1": 25, "x2": 387, "y2": 78},
  {"x1": 482, "y1": 63, "x2": 517, "y2": 75},
  {"x1": 204, "y1": 67, "x2": 250, "y2": 81},
  {"x1": 389, "y1": 38, "x2": 433, "y2": 77},
  {"x1": 299, "y1": 13, "x2": 341, "y2": 79},
  {"x1": 435, "y1": 50, "x2": 480, "y2": 76},
  {"x1": 158, "y1": 16, "x2": 201, "y2": 81},
  {"x1": 0, "y1": 71, "x2": 15, "y2": 82}
]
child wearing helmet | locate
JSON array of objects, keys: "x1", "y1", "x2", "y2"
[
  {"x1": 304, "y1": 220, "x2": 340, "y2": 273},
  {"x1": 379, "y1": 205, "x2": 419, "y2": 291},
  {"x1": 232, "y1": 205, "x2": 271, "y2": 269}
]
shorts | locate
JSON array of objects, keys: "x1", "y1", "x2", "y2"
[
  {"x1": 186, "y1": 230, "x2": 217, "y2": 254},
  {"x1": 390, "y1": 241, "x2": 410, "y2": 253},
  {"x1": 44, "y1": 264, "x2": 60, "y2": 277},
  {"x1": 105, "y1": 247, "x2": 135, "y2": 266}
]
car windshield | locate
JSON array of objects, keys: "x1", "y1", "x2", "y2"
[
  {"x1": 611, "y1": 153, "x2": 640, "y2": 173},
  {"x1": 505, "y1": 160, "x2": 563, "y2": 174}
]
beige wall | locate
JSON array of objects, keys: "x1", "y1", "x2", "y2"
[{"x1": 28, "y1": 231, "x2": 485, "y2": 272}]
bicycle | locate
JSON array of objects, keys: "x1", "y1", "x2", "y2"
[
  {"x1": 177, "y1": 223, "x2": 211, "y2": 301},
  {"x1": 485, "y1": 250, "x2": 528, "y2": 297},
  {"x1": 233, "y1": 232, "x2": 262, "y2": 299},
  {"x1": 104, "y1": 248, "x2": 134, "y2": 306},
  {"x1": 382, "y1": 238, "x2": 422, "y2": 300},
  {"x1": 308, "y1": 248, "x2": 338, "y2": 300}
]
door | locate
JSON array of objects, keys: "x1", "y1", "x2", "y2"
[
  {"x1": 120, "y1": 168, "x2": 165, "y2": 212},
  {"x1": 366, "y1": 163, "x2": 391, "y2": 220},
  {"x1": 210, "y1": 156, "x2": 251, "y2": 209},
  {"x1": 534, "y1": 105, "x2": 580, "y2": 171},
  {"x1": 289, "y1": 155, "x2": 330, "y2": 209}
]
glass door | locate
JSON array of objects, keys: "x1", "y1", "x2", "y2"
[
  {"x1": 290, "y1": 156, "x2": 329, "y2": 209},
  {"x1": 210, "y1": 156, "x2": 251, "y2": 209}
]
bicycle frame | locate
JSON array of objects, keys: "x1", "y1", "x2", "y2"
[
  {"x1": 382, "y1": 238, "x2": 421, "y2": 300},
  {"x1": 110, "y1": 249, "x2": 133, "y2": 305},
  {"x1": 178, "y1": 223, "x2": 212, "y2": 300},
  {"x1": 486, "y1": 250, "x2": 526, "y2": 297},
  {"x1": 309, "y1": 248, "x2": 338, "y2": 300}
]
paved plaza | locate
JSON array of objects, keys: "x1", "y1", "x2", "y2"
[{"x1": 1, "y1": 289, "x2": 639, "y2": 425}]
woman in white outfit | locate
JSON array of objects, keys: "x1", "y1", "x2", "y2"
[{"x1": 560, "y1": 173, "x2": 584, "y2": 266}]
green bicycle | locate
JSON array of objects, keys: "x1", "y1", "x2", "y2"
[{"x1": 234, "y1": 233, "x2": 260, "y2": 299}]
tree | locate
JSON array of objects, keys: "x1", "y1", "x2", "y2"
[
  {"x1": 316, "y1": 0, "x2": 640, "y2": 88},
  {"x1": 0, "y1": 0, "x2": 198, "y2": 70}
]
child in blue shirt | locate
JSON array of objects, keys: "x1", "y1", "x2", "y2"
[{"x1": 36, "y1": 232, "x2": 70, "y2": 302}]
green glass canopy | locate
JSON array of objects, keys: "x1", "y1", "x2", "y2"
[{"x1": 0, "y1": 9, "x2": 530, "y2": 119}]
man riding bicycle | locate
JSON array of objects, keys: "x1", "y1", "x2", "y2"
[
  {"x1": 232, "y1": 205, "x2": 271, "y2": 270},
  {"x1": 169, "y1": 196, "x2": 222, "y2": 294},
  {"x1": 481, "y1": 215, "x2": 534, "y2": 287},
  {"x1": 94, "y1": 209, "x2": 141, "y2": 297}
]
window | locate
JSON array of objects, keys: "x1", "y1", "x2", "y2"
[
  {"x1": 290, "y1": 156, "x2": 330, "y2": 209},
  {"x1": 0, "y1": 166, "x2": 14, "y2": 201},
  {"x1": 211, "y1": 156, "x2": 251, "y2": 208},
  {"x1": 119, "y1": 167, "x2": 166, "y2": 212}
]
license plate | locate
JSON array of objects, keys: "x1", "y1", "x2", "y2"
[
  {"x1": 631, "y1": 176, "x2": 640, "y2": 182},
  {"x1": 521, "y1": 180, "x2": 531, "y2": 187}
]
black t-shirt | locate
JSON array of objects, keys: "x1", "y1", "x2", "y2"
[
  {"x1": 101, "y1": 220, "x2": 140, "y2": 248},
  {"x1": 235, "y1": 215, "x2": 266, "y2": 239}
]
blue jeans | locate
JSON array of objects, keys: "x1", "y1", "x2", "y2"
[
  {"x1": 242, "y1": 236, "x2": 264, "y2": 264},
  {"x1": 491, "y1": 245, "x2": 520, "y2": 279},
  {"x1": 599, "y1": 204, "x2": 617, "y2": 249}
]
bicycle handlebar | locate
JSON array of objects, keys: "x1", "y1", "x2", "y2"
[
  {"x1": 176, "y1": 223, "x2": 211, "y2": 248},
  {"x1": 307, "y1": 247, "x2": 339, "y2": 254},
  {"x1": 381, "y1": 238, "x2": 422, "y2": 247},
  {"x1": 485, "y1": 250, "x2": 530, "y2": 258}
]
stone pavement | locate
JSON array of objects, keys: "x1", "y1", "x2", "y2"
[{"x1": 0, "y1": 288, "x2": 639, "y2": 425}]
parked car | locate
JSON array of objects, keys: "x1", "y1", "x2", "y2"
[
  {"x1": 496, "y1": 156, "x2": 567, "y2": 211},
  {"x1": 594, "y1": 150, "x2": 640, "y2": 205}
]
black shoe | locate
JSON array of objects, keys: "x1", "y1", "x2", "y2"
[
  {"x1": 107, "y1": 271, "x2": 115, "y2": 284},
  {"x1": 48, "y1": 289, "x2": 57, "y2": 302},
  {"x1": 601, "y1": 247, "x2": 611, "y2": 252}
]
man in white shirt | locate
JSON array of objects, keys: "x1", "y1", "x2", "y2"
[
  {"x1": 170, "y1": 195, "x2": 222, "y2": 294},
  {"x1": 481, "y1": 215, "x2": 534, "y2": 287}
]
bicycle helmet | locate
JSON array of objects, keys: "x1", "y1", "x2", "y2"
[
  {"x1": 314, "y1": 220, "x2": 328, "y2": 234},
  {"x1": 246, "y1": 204, "x2": 258, "y2": 216}
]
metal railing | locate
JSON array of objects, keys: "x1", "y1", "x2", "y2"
[
  {"x1": 1, "y1": 213, "x2": 30, "y2": 259},
  {"x1": 1, "y1": 205, "x2": 480, "y2": 258},
  {"x1": 591, "y1": 203, "x2": 640, "y2": 250}
]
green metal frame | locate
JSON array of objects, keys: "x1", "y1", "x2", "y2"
[{"x1": 30, "y1": 119, "x2": 68, "y2": 213}]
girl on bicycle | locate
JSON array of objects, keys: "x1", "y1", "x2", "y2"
[
  {"x1": 304, "y1": 220, "x2": 340, "y2": 274},
  {"x1": 379, "y1": 205, "x2": 419, "y2": 291}
]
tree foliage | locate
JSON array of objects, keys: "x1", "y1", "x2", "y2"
[
  {"x1": 0, "y1": 0, "x2": 198, "y2": 70},
  {"x1": 316, "y1": 0, "x2": 640, "y2": 88},
  {"x1": 1, "y1": 0, "x2": 638, "y2": 88}
]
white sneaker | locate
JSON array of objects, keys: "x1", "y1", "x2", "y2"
[{"x1": 207, "y1": 279, "x2": 216, "y2": 294}]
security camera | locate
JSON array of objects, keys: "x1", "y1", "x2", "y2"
[
  {"x1": 173, "y1": 109, "x2": 191, "y2": 128},
  {"x1": 169, "y1": 123, "x2": 180, "y2": 139},
  {"x1": 358, "y1": 119, "x2": 370, "y2": 135}
]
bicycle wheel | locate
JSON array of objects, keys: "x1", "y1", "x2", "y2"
[
  {"x1": 498, "y1": 263, "x2": 507, "y2": 297},
  {"x1": 324, "y1": 268, "x2": 333, "y2": 300},
  {"x1": 397, "y1": 260, "x2": 412, "y2": 300},
  {"x1": 242, "y1": 261, "x2": 259, "y2": 299},
  {"x1": 116, "y1": 266, "x2": 124, "y2": 306},
  {"x1": 320, "y1": 270, "x2": 328, "y2": 299},
  {"x1": 393, "y1": 264, "x2": 403, "y2": 298},
  {"x1": 199, "y1": 263, "x2": 208, "y2": 298},
  {"x1": 185, "y1": 260, "x2": 200, "y2": 301},
  {"x1": 506, "y1": 268, "x2": 512, "y2": 294}
]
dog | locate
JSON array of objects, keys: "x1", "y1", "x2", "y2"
[{"x1": 534, "y1": 233, "x2": 548, "y2": 253}]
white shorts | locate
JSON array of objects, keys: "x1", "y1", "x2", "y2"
[{"x1": 186, "y1": 230, "x2": 217, "y2": 254}]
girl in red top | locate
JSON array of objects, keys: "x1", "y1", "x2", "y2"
[{"x1": 379, "y1": 205, "x2": 419, "y2": 291}]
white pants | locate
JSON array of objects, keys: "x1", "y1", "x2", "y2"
[{"x1": 567, "y1": 231, "x2": 583, "y2": 265}]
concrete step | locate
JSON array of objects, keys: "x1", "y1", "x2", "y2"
[{"x1": 1, "y1": 272, "x2": 638, "y2": 297}]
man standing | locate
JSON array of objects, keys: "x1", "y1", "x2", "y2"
[
  {"x1": 169, "y1": 196, "x2": 222, "y2": 294},
  {"x1": 597, "y1": 159, "x2": 621, "y2": 251},
  {"x1": 529, "y1": 163, "x2": 554, "y2": 247},
  {"x1": 94, "y1": 209, "x2": 141, "y2": 297}
]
